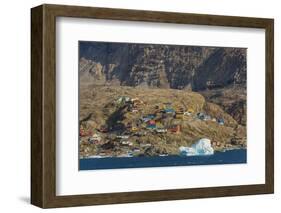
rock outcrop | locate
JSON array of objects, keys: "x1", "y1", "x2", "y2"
[{"x1": 79, "y1": 42, "x2": 246, "y2": 90}]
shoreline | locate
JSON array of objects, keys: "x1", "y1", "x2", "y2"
[{"x1": 80, "y1": 147, "x2": 246, "y2": 159}]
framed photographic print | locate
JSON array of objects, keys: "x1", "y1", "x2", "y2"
[{"x1": 31, "y1": 4, "x2": 274, "y2": 208}]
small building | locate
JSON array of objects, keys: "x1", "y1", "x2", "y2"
[
  {"x1": 164, "y1": 108, "x2": 175, "y2": 114},
  {"x1": 187, "y1": 108, "x2": 194, "y2": 114},
  {"x1": 141, "y1": 117, "x2": 151, "y2": 122},
  {"x1": 197, "y1": 112, "x2": 207, "y2": 120},
  {"x1": 147, "y1": 114, "x2": 156, "y2": 119},
  {"x1": 175, "y1": 112, "x2": 184, "y2": 119},
  {"x1": 205, "y1": 115, "x2": 211, "y2": 121},
  {"x1": 116, "y1": 96, "x2": 131, "y2": 105},
  {"x1": 132, "y1": 108, "x2": 138, "y2": 113},
  {"x1": 147, "y1": 120, "x2": 156, "y2": 125},
  {"x1": 168, "y1": 125, "x2": 181, "y2": 133},
  {"x1": 121, "y1": 141, "x2": 133, "y2": 146},
  {"x1": 217, "y1": 118, "x2": 225, "y2": 125},
  {"x1": 92, "y1": 133, "x2": 101, "y2": 141},
  {"x1": 133, "y1": 148, "x2": 141, "y2": 153},
  {"x1": 142, "y1": 114, "x2": 156, "y2": 122},
  {"x1": 147, "y1": 124, "x2": 156, "y2": 129},
  {"x1": 156, "y1": 128, "x2": 167, "y2": 133},
  {"x1": 124, "y1": 96, "x2": 131, "y2": 102},
  {"x1": 184, "y1": 111, "x2": 192, "y2": 116},
  {"x1": 88, "y1": 133, "x2": 101, "y2": 144},
  {"x1": 155, "y1": 119, "x2": 164, "y2": 128},
  {"x1": 117, "y1": 135, "x2": 130, "y2": 139}
]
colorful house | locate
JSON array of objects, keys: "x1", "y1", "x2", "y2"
[
  {"x1": 147, "y1": 120, "x2": 156, "y2": 125},
  {"x1": 168, "y1": 125, "x2": 181, "y2": 133},
  {"x1": 175, "y1": 112, "x2": 184, "y2": 119},
  {"x1": 217, "y1": 118, "x2": 225, "y2": 125},
  {"x1": 197, "y1": 112, "x2": 206, "y2": 120},
  {"x1": 142, "y1": 114, "x2": 156, "y2": 122},
  {"x1": 146, "y1": 120, "x2": 156, "y2": 129},
  {"x1": 155, "y1": 120, "x2": 163, "y2": 127},
  {"x1": 164, "y1": 108, "x2": 175, "y2": 114},
  {"x1": 187, "y1": 108, "x2": 194, "y2": 114},
  {"x1": 147, "y1": 114, "x2": 156, "y2": 119},
  {"x1": 147, "y1": 124, "x2": 156, "y2": 129}
]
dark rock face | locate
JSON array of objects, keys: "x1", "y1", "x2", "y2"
[
  {"x1": 200, "y1": 86, "x2": 247, "y2": 126},
  {"x1": 225, "y1": 99, "x2": 247, "y2": 126},
  {"x1": 193, "y1": 48, "x2": 247, "y2": 91},
  {"x1": 79, "y1": 42, "x2": 246, "y2": 90}
]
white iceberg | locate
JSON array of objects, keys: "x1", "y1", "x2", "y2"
[{"x1": 179, "y1": 138, "x2": 214, "y2": 156}]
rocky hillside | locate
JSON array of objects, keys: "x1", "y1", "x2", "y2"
[
  {"x1": 200, "y1": 86, "x2": 247, "y2": 125},
  {"x1": 79, "y1": 41, "x2": 247, "y2": 126},
  {"x1": 79, "y1": 86, "x2": 246, "y2": 158}
]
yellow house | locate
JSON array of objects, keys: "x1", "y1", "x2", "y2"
[
  {"x1": 175, "y1": 113, "x2": 184, "y2": 119},
  {"x1": 187, "y1": 108, "x2": 194, "y2": 113}
]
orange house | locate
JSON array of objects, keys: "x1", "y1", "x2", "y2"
[{"x1": 169, "y1": 125, "x2": 181, "y2": 133}]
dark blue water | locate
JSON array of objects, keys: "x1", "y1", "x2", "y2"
[{"x1": 79, "y1": 149, "x2": 246, "y2": 170}]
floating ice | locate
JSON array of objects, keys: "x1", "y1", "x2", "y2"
[{"x1": 179, "y1": 138, "x2": 214, "y2": 156}]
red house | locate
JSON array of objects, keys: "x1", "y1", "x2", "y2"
[
  {"x1": 169, "y1": 125, "x2": 181, "y2": 133},
  {"x1": 147, "y1": 120, "x2": 156, "y2": 125}
]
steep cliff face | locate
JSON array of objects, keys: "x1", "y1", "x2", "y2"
[
  {"x1": 79, "y1": 42, "x2": 246, "y2": 90},
  {"x1": 192, "y1": 48, "x2": 247, "y2": 91},
  {"x1": 79, "y1": 42, "x2": 222, "y2": 89},
  {"x1": 123, "y1": 45, "x2": 215, "y2": 89}
]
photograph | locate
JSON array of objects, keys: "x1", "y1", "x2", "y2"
[
  {"x1": 78, "y1": 41, "x2": 247, "y2": 170},
  {"x1": 29, "y1": 3, "x2": 274, "y2": 208}
]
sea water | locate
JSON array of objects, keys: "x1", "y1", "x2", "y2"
[{"x1": 79, "y1": 149, "x2": 246, "y2": 170}]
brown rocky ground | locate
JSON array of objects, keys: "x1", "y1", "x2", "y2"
[{"x1": 79, "y1": 85, "x2": 246, "y2": 158}]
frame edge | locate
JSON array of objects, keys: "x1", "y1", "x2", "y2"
[
  {"x1": 31, "y1": 5, "x2": 44, "y2": 208},
  {"x1": 265, "y1": 19, "x2": 274, "y2": 194}
]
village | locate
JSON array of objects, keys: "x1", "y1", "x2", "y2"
[{"x1": 78, "y1": 93, "x2": 241, "y2": 159}]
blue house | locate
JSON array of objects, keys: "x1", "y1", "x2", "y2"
[
  {"x1": 164, "y1": 108, "x2": 175, "y2": 113},
  {"x1": 217, "y1": 118, "x2": 225, "y2": 125}
]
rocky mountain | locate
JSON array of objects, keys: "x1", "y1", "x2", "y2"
[
  {"x1": 79, "y1": 41, "x2": 246, "y2": 91},
  {"x1": 79, "y1": 41, "x2": 247, "y2": 125}
]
